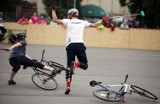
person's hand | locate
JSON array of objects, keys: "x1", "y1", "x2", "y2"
[
  {"x1": 6, "y1": 48, "x2": 12, "y2": 51},
  {"x1": 103, "y1": 16, "x2": 108, "y2": 22},
  {"x1": 50, "y1": 0, "x2": 56, "y2": 10}
]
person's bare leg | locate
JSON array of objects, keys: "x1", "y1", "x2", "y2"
[
  {"x1": 43, "y1": 65, "x2": 61, "y2": 76},
  {"x1": 43, "y1": 66, "x2": 54, "y2": 72},
  {"x1": 10, "y1": 71, "x2": 16, "y2": 80},
  {"x1": 8, "y1": 71, "x2": 17, "y2": 85}
]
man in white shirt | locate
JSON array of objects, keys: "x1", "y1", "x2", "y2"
[{"x1": 52, "y1": 5, "x2": 107, "y2": 94}]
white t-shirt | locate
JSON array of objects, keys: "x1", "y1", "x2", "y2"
[{"x1": 62, "y1": 18, "x2": 91, "y2": 46}]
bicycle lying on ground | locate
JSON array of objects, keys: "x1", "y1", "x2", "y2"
[
  {"x1": 31, "y1": 49, "x2": 67, "y2": 90},
  {"x1": 0, "y1": 29, "x2": 26, "y2": 44},
  {"x1": 90, "y1": 75, "x2": 158, "y2": 102}
]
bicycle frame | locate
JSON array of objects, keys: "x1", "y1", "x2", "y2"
[
  {"x1": 31, "y1": 49, "x2": 66, "y2": 90},
  {"x1": 90, "y1": 74, "x2": 158, "y2": 102},
  {"x1": 98, "y1": 83, "x2": 132, "y2": 96}
]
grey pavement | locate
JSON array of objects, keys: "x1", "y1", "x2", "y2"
[{"x1": 0, "y1": 44, "x2": 160, "y2": 104}]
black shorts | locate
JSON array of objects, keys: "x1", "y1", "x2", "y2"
[
  {"x1": 9, "y1": 56, "x2": 44, "y2": 72},
  {"x1": 66, "y1": 43, "x2": 88, "y2": 66}
]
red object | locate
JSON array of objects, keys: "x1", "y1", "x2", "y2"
[
  {"x1": 106, "y1": 24, "x2": 112, "y2": 28},
  {"x1": 103, "y1": 16, "x2": 108, "y2": 22},
  {"x1": 106, "y1": 23, "x2": 115, "y2": 31},
  {"x1": 66, "y1": 81, "x2": 71, "y2": 88},
  {"x1": 111, "y1": 25, "x2": 115, "y2": 31},
  {"x1": 75, "y1": 62, "x2": 80, "y2": 67},
  {"x1": 121, "y1": 98, "x2": 126, "y2": 103}
]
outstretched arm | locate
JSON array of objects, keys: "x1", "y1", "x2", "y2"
[
  {"x1": 52, "y1": 9, "x2": 63, "y2": 25},
  {"x1": 89, "y1": 19, "x2": 103, "y2": 27},
  {"x1": 7, "y1": 42, "x2": 22, "y2": 51},
  {"x1": 89, "y1": 16, "x2": 108, "y2": 27}
]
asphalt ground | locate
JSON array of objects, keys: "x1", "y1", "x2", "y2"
[{"x1": 0, "y1": 44, "x2": 160, "y2": 104}]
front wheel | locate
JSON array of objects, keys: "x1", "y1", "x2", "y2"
[
  {"x1": 32, "y1": 73, "x2": 58, "y2": 90},
  {"x1": 131, "y1": 85, "x2": 158, "y2": 100},
  {"x1": 93, "y1": 89, "x2": 123, "y2": 102}
]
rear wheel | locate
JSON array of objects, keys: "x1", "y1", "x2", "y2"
[
  {"x1": 131, "y1": 85, "x2": 158, "y2": 100},
  {"x1": 93, "y1": 89, "x2": 123, "y2": 102},
  {"x1": 32, "y1": 73, "x2": 58, "y2": 90}
]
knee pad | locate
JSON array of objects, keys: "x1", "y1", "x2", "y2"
[
  {"x1": 75, "y1": 62, "x2": 88, "y2": 70},
  {"x1": 12, "y1": 66, "x2": 20, "y2": 73}
]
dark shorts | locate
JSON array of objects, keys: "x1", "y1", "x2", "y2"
[
  {"x1": 66, "y1": 43, "x2": 88, "y2": 66},
  {"x1": 9, "y1": 56, "x2": 44, "y2": 72}
]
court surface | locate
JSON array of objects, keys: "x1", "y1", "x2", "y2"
[{"x1": 0, "y1": 44, "x2": 160, "y2": 104}]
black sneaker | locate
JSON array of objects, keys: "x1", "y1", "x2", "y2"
[
  {"x1": 8, "y1": 80, "x2": 16, "y2": 85},
  {"x1": 52, "y1": 69, "x2": 61, "y2": 76},
  {"x1": 65, "y1": 88, "x2": 70, "y2": 95}
]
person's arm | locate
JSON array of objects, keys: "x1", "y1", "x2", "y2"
[
  {"x1": 89, "y1": 16, "x2": 108, "y2": 27},
  {"x1": 25, "y1": 54, "x2": 32, "y2": 59},
  {"x1": 89, "y1": 19, "x2": 103, "y2": 27},
  {"x1": 52, "y1": 9, "x2": 63, "y2": 25},
  {"x1": 7, "y1": 42, "x2": 22, "y2": 51}
]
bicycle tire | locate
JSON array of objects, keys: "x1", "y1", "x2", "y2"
[
  {"x1": 131, "y1": 85, "x2": 158, "y2": 100},
  {"x1": 32, "y1": 73, "x2": 58, "y2": 90},
  {"x1": 93, "y1": 89, "x2": 123, "y2": 102}
]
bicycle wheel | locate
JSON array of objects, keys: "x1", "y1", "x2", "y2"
[
  {"x1": 32, "y1": 73, "x2": 58, "y2": 90},
  {"x1": 131, "y1": 85, "x2": 158, "y2": 100},
  {"x1": 93, "y1": 89, "x2": 123, "y2": 102}
]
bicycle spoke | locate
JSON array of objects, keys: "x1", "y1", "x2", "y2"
[
  {"x1": 93, "y1": 89, "x2": 123, "y2": 102},
  {"x1": 32, "y1": 73, "x2": 58, "y2": 90}
]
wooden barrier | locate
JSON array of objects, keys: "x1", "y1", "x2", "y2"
[{"x1": 3, "y1": 22, "x2": 160, "y2": 50}]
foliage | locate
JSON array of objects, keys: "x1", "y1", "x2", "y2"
[
  {"x1": 42, "y1": 0, "x2": 82, "y2": 19},
  {"x1": 119, "y1": 0, "x2": 160, "y2": 28}
]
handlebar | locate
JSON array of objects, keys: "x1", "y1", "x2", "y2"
[
  {"x1": 124, "y1": 74, "x2": 129, "y2": 83},
  {"x1": 41, "y1": 49, "x2": 45, "y2": 62},
  {"x1": 40, "y1": 49, "x2": 67, "y2": 71}
]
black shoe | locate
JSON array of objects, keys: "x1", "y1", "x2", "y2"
[
  {"x1": 65, "y1": 88, "x2": 70, "y2": 95},
  {"x1": 8, "y1": 80, "x2": 16, "y2": 85},
  {"x1": 52, "y1": 69, "x2": 61, "y2": 76}
]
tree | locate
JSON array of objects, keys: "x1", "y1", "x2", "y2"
[
  {"x1": 119, "y1": 0, "x2": 160, "y2": 28},
  {"x1": 42, "y1": 0, "x2": 82, "y2": 19}
]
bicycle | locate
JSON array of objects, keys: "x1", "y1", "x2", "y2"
[
  {"x1": 90, "y1": 75, "x2": 158, "y2": 102},
  {"x1": 0, "y1": 29, "x2": 26, "y2": 44},
  {"x1": 31, "y1": 49, "x2": 67, "y2": 90}
]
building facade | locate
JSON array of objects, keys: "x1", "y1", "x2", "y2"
[
  {"x1": 81, "y1": 0, "x2": 130, "y2": 16},
  {"x1": 25, "y1": 0, "x2": 130, "y2": 16}
]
